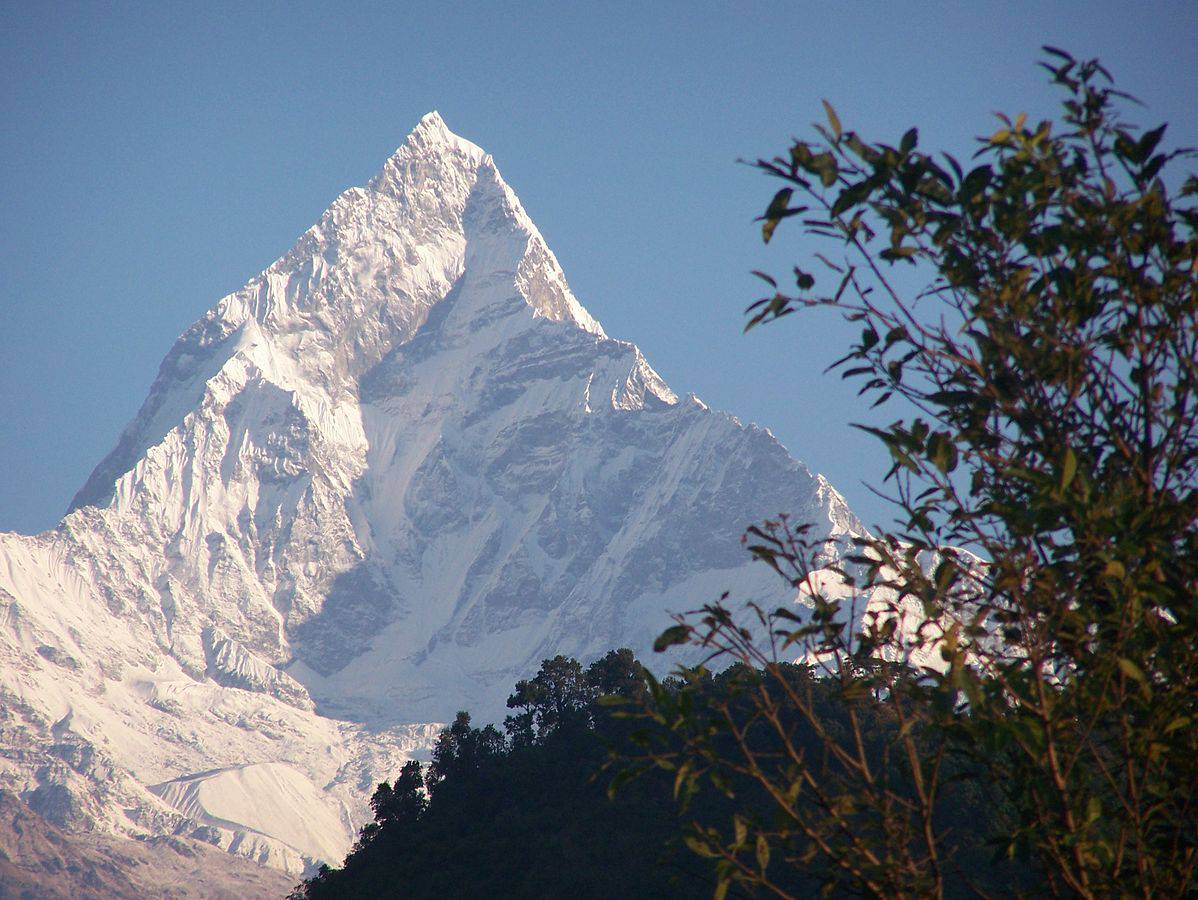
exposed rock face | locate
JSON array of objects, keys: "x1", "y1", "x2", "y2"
[{"x1": 0, "y1": 113, "x2": 865, "y2": 880}]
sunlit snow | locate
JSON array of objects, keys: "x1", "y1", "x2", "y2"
[{"x1": 0, "y1": 112, "x2": 866, "y2": 874}]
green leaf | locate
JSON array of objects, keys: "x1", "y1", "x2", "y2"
[
  {"x1": 654, "y1": 625, "x2": 690, "y2": 652},
  {"x1": 756, "y1": 834, "x2": 771, "y2": 871},
  {"x1": 713, "y1": 879, "x2": 730, "y2": 900},
  {"x1": 733, "y1": 815, "x2": 747, "y2": 847},
  {"x1": 1136, "y1": 123, "x2": 1167, "y2": 163},
  {"x1": 1142, "y1": 154, "x2": 1167, "y2": 181},
  {"x1": 929, "y1": 433, "x2": 958, "y2": 474},
  {"x1": 1118, "y1": 658, "x2": 1147, "y2": 684},
  {"x1": 673, "y1": 761, "x2": 692, "y2": 800},
  {"x1": 1042, "y1": 45, "x2": 1074, "y2": 62},
  {"x1": 761, "y1": 188, "x2": 794, "y2": 244},
  {"x1": 822, "y1": 99, "x2": 842, "y2": 140},
  {"x1": 606, "y1": 767, "x2": 637, "y2": 799},
  {"x1": 1060, "y1": 447, "x2": 1077, "y2": 490},
  {"x1": 831, "y1": 179, "x2": 873, "y2": 217},
  {"x1": 960, "y1": 165, "x2": 992, "y2": 199},
  {"x1": 879, "y1": 245, "x2": 917, "y2": 262},
  {"x1": 815, "y1": 152, "x2": 839, "y2": 187}
]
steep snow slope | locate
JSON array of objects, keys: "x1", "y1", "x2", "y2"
[{"x1": 0, "y1": 112, "x2": 865, "y2": 878}]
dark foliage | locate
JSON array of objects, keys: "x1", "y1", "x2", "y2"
[
  {"x1": 293, "y1": 650, "x2": 1012, "y2": 899},
  {"x1": 615, "y1": 658, "x2": 1032, "y2": 899},
  {"x1": 292, "y1": 651, "x2": 713, "y2": 899},
  {"x1": 638, "y1": 48, "x2": 1197, "y2": 898}
]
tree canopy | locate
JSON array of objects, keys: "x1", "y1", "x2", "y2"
[
  {"x1": 294, "y1": 652, "x2": 1012, "y2": 898},
  {"x1": 292, "y1": 651, "x2": 715, "y2": 899},
  {"x1": 635, "y1": 48, "x2": 1198, "y2": 899}
]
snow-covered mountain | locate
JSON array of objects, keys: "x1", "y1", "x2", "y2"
[{"x1": 0, "y1": 113, "x2": 865, "y2": 882}]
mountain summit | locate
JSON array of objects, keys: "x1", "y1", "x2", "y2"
[{"x1": 0, "y1": 115, "x2": 863, "y2": 878}]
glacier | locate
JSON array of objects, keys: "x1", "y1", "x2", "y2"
[{"x1": 0, "y1": 112, "x2": 865, "y2": 881}]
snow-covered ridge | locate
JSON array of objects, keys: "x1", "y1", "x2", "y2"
[
  {"x1": 69, "y1": 111, "x2": 602, "y2": 515},
  {"x1": 0, "y1": 112, "x2": 865, "y2": 878}
]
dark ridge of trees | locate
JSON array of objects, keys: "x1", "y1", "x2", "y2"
[
  {"x1": 292, "y1": 651, "x2": 1017, "y2": 899},
  {"x1": 292, "y1": 651, "x2": 710, "y2": 899}
]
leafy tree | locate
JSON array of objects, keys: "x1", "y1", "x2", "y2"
[
  {"x1": 631, "y1": 49, "x2": 1198, "y2": 899},
  {"x1": 587, "y1": 647, "x2": 650, "y2": 706},
  {"x1": 293, "y1": 652, "x2": 718, "y2": 899},
  {"x1": 425, "y1": 711, "x2": 506, "y2": 791},
  {"x1": 505, "y1": 654, "x2": 596, "y2": 746},
  {"x1": 369, "y1": 760, "x2": 426, "y2": 829}
]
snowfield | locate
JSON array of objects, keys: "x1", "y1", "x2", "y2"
[{"x1": 0, "y1": 112, "x2": 866, "y2": 880}]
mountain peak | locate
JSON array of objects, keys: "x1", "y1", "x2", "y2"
[
  {"x1": 415, "y1": 109, "x2": 448, "y2": 133},
  {"x1": 0, "y1": 109, "x2": 869, "y2": 882},
  {"x1": 394, "y1": 109, "x2": 485, "y2": 163}
]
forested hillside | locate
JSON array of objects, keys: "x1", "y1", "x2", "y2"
[{"x1": 293, "y1": 651, "x2": 1021, "y2": 898}]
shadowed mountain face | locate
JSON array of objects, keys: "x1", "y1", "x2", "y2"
[{"x1": 0, "y1": 113, "x2": 864, "y2": 878}]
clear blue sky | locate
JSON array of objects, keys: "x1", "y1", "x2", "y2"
[{"x1": 2, "y1": 2, "x2": 1196, "y2": 534}]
